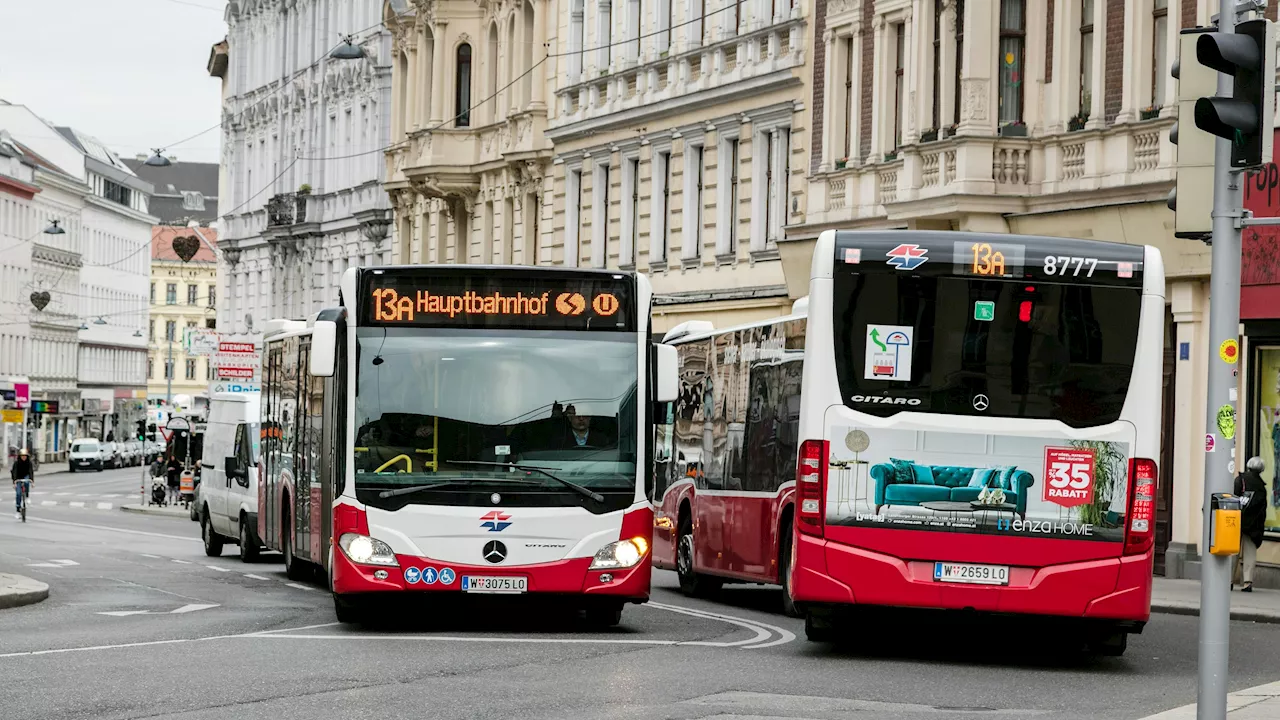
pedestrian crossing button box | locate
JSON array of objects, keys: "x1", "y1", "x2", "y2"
[{"x1": 1208, "y1": 493, "x2": 1242, "y2": 557}]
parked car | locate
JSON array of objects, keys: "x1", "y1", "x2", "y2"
[
  {"x1": 101, "y1": 442, "x2": 122, "y2": 469},
  {"x1": 68, "y1": 438, "x2": 106, "y2": 472}
]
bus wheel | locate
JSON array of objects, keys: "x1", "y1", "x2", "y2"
[
  {"x1": 1086, "y1": 630, "x2": 1127, "y2": 657},
  {"x1": 804, "y1": 612, "x2": 837, "y2": 643},
  {"x1": 333, "y1": 594, "x2": 362, "y2": 625},
  {"x1": 283, "y1": 515, "x2": 309, "y2": 581},
  {"x1": 584, "y1": 604, "x2": 623, "y2": 628},
  {"x1": 201, "y1": 509, "x2": 224, "y2": 557},
  {"x1": 677, "y1": 519, "x2": 721, "y2": 598},
  {"x1": 238, "y1": 515, "x2": 261, "y2": 563},
  {"x1": 779, "y1": 520, "x2": 801, "y2": 618}
]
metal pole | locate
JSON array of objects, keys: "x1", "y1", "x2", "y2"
[
  {"x1": 1198, "y1": 2, "x2": 1239, "y2": 717},
  {"x1": 166, "y1": 339, "x2": 174, "y2": 408}
]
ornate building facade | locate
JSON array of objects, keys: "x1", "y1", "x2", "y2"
[{"x1": 212, "y1": 0, "x2": 395, "y2": 335}]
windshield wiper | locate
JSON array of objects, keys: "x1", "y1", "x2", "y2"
[
  {"x1": 373, "y1": 476, "x2": 560, "y2": 499},
  {"x1": 450, "y1": 460, "x2": 606, "y2": 503}
]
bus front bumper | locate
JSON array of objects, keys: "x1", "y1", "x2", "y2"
[
  {"x1": 332, "y1": 548, "x2": 651, "y2": 602},
  {"x1": 791, "y1": 534, "x2": 1152, "y2": 623}
]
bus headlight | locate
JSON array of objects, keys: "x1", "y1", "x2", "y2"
[
  {"x1": 338, "y1": 533, "x2": 399, "y2": 567},
  {"x1": 589, "y1": 536, "x2": 650, "y2": 570}
]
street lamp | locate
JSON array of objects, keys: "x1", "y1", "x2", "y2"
[
  {"x1": 77, "y1": 322, "x2": 88, "y2": 330},
  {"x1": 144, "y1": 149, "x2": 171, "y2": 167},
  {"x1": 330, "y1": 36, "x2": 363, "y2": 60},
  {"x1": 93, "y1": 316, "x2": 107, "y2": 325},
  {"x1": 43, "y1": 220, "x2": 66, "y2": 235}
]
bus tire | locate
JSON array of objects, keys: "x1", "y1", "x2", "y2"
[
  {"x1": 584, "y1": 603, "x2": 623, "y2": 628},
  {"x1": 1086, "y1": 630, "x2": 1127, "y2": 657},
  {"x1": 333, "y1": 594, "x2": 362, "y2": 625},
  {"x1": 238, "y1": 515, "x2": 261, "y2": 563},
  {"x1": 201, "y1": 509, "x2": 224, "y2": 557},
  {"x1": 283, "y1": 509, "x2": 309, "y2": 581},
  {"x1": 779, "y1": 518, "x2": 801, "y2": 618},
  {"x1": 676, "y1": 515, "x2": 721, "y2": 598},
  {"x1": 804, "y1": 612, "x2": 837, "y2": 643}
]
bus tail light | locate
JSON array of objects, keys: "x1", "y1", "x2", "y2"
[
  {"x1": 796, "y1": 439, "x2": 829, "y2": 537},
  {"x1": 1124, "y1": 458, "x2": 1158, "y2": 556}
]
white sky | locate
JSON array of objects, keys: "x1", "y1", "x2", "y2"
[{"x1": 0, "y1": 0, "x2": 228, "y2": 164}]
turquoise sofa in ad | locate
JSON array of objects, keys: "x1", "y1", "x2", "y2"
[{"x1": 871, "y1": 462, "x2": 1036, "y2": 519}]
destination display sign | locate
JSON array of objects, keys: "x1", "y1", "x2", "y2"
[{"x1": 360, "y1": 270, "x2": 635, "y2": 331}]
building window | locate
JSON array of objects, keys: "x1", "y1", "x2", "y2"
[
  {"x1": 654, "y1": 151, "x2": 671, "y2": 263},
  {"x1": 843, "y1": 36, "x2": 855, "y2": 159},
  {"x1": 954, "y1": 0, "x2": 965, "y2": 126},
  {"x1": 165, "y1": 283, "x2": 176, "y2": 304},
  {"x1": 185, "y1": 359, "x2": 197, "y2": 380},
  {"x1": 150, "y1": 283, "x2": 155, "y2": 304},
  {"x1": 103, "y1": 179, "x2": 131, "y2": 207},
  {"x1": 998, "y1": 0, "x2": 1026, "y2": 125},
  {"x1": 719, "y1": 137, "x2": 740, "y2": 255},
  {"x1": 148, "y1": 357, "x2": 154, "y2": 379},
  {"x1": 1152, "y1": 0, "x2": 1168, "y2": 108},
  {"x1": 207, "y1": 362, "x2": 214, "y2": 381},
  {"x1": 187, "y1": 285, "x2": 198, "y2": 305},
  {"x1": 659, "y1": 0, "x2": 672, "y2": 51},
  {"x1": 932, "y1": 0, "x2": 942, "y2": 131},
  {"x1": 894, "y1": 23, "x2": 906, "y2": 148},
  {"x1": 149, "y1": 319, "x2": 154, "y2": 342},
  {"x1": 165, "y1": 320, "x2": 176, "y2": 342},
  {"x1": 766, "y1": 128, "x2": 790, "y2": 246},
  {"x1": 592, "y1": 162, "x2": 609, "y2": 268},
  {"x1": 694, "y1": 0, "x2": 706, "y2": 46},
  {"x1": 164, "y1": 359, "x2": 174, "y2": 380},
  {"x1": 627, "y1": 0, "x2": 641, "y2": 62},
  {"x1": 623, "y1": 157, "x2": 640, "y2": 266},
  {"x1": 683, "y1": 145, "x2": 704, "y2": 260},
  {"x1": 570, "y1": 0, "x2": 585, "y2": 80},
  {"x1": 598, "y1": 0, "x2": 613, "y2": 70},
  {"x1": 456, "y1": 44, "x2": 472, "y2": 127},
  {"x1": 207, "y1": 287, "x2": 216, "y2": 307},
  {"x1": 1079, "y1": 0, "x2": 1094, "y2": 115},
  {"x1": 566, "y1": 168, "x2": 583, "y2": 267}
]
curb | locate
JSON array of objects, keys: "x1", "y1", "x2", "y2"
[
  {"x1": 0, "y1": 578, "x2": 50, "y2": 610},
  {"x1": 120, "y1": 504, "x2": 190, "y2": 518},
  {"x1": 1151, "y1": 601, "x2": 1280, "y2": 624}
]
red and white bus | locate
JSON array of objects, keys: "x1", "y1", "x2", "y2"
[
  {"x1": 258, "y1": 265, "x2": 677, "y2": 625},
  {"x1": 653, "y1": 230, "x2": 1162, "y2": 655}
]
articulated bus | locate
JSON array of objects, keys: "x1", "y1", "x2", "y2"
[
  {"x1": 654, "y1": 230, "x2": 1162, "y2": 655},
  {"x1": 258, "y1": 265, "x2": 677, "y2": 625}
]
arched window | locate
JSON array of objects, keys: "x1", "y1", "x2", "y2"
[{"x1": 456, "y1": 44, "x2": 472, "y2": 127}]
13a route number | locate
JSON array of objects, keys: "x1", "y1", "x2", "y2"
[{"x1": 1043, "y1": 256, "x2": 1098, "y2": 277}]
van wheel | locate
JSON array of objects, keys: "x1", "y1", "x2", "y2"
[
  {"x1": 676, "y1": 516, "x2": 721, "y2": 598},
  {"x1": 779, "y1": 519, "x2": 801, "y2": 618},
  {"x1": 201, "y1": 509, "x2": 224, "y2": 557},
  {"x1": 239, "y1": 516, "x2": 261, "y2": 563}
]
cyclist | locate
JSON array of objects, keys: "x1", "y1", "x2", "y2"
[{"x1": 11, "y1": 448, "x2": 33, "y2": 520}]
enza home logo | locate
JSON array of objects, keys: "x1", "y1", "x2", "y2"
[{"x1": 480, "y1": 511, "x2": 512, "y2": 532}]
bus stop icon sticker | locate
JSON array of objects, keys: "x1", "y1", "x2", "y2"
[{"x1": 865, "y1": 325, "x2": 913, "y2": 382}]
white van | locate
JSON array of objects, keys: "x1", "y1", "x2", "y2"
[
  {"x1": 69, "y1": 438, "x2": 106, "y2": 472},
  {"x1": 199, "y1": 393, "x2": 263, "y2": 562}
]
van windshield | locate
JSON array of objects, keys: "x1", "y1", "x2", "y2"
[{"x1": 73, "y1": 441, "x2": 99, "y2": 452}]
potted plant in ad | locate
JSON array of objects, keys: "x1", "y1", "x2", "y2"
[
  {"x1": 1140, "y1": 105, "x2": 1160, "y2": 120},
  {"x1": 999, "y1": 121, "x2": 1027, "y2": 137},
  {"x1": 1067, "y1": 112, "x2": 1089, "y2": 132},
  {"x1": 920, "y1": 128, "x2": 939, "y2": 143},
  {"x1": 835, "y1": 157, "x2": 849, "y2": 170}
]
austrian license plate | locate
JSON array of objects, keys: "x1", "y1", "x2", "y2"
[
  {"x1": 933, "y1": 562, "x2": 1010, "y2": 585},
  {"x1": 461, "y1": 576, "x2": 528, "y2": 594}
]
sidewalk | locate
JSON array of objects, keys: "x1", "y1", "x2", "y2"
[
  {"x1": 120, "y1": 503, "x2": 191, "y2": 518},
  {"x1": 1153, "y1": 577, "x2": 1280, "y2": 624},
  {"x1": 0, "y1": 573, "x2": 49, "y2": 610},
  {"x1": 1138, "y1": 680, "x2": 1280, "y2": 719}
]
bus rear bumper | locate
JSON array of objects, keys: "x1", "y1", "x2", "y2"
[
  {"x1": 331, "y1": 548, "x2": 651, "y2": 603},
  {"x1": 792, "y1": 534, "x2": 1151, "y2": 624}
]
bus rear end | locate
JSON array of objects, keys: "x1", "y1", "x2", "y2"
[
  {"x1": 790, "y1": 231, "x2": 1164, "y2": 655},
  {"x1": 326, "y1": 266, "x2": 676, "y2": 626}
]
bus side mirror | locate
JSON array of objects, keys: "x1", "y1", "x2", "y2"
[
  {"x1": 310, "y1": 320, "x2": 337, "y2": 377},
  {"x1": 655, "y1": 344, "x2": 678, "y2": 403}
]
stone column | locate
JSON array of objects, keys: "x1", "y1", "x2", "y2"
[
  {"x1": 431, "y1": 21, "x2": 449, "y2": 123},
  {"x1": 417, "y1": 25, "x2": 432, "y2": 124},
  {"x1": 405, "y1": 40, "x2": 419, "y2": 132},
  {"x1": 1085, "y1": 0, "x2": 1106, "y2": 130},
  {"x1": 956, "y1": 0, "x2": 996, "y2": 136},
  {"x1": 867, "y1": 15, "x2": 887, "y2": 159},
  {"x1": 531, "y1": 0, "x2": 547, "y2": 110},
  {"x1": 1167, "y1": 279, "x2": 1210, "y2": 578},
  {"x1": 939, "y1": 1, "x2": 957, "y2": 131},
  {"x1": 820, "y1": 29, "x2": 836, "y2": 172}
]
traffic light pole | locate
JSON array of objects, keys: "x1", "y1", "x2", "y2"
[{"x1": 1198, "y1": 4, "x2": 1240, "y2": 719}]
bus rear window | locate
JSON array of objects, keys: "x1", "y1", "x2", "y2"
[{"x1": 832, "y1": 273, "x2": 1143, "y2": 428}]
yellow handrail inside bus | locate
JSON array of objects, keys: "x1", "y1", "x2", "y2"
[
  {"x1": 375, "y1": 455, "x2": 412, "y2": 474},
  {"x1": 354, "y1": 447, "x2": 368, "y2": 453}
]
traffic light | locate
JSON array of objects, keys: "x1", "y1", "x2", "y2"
[
  {"x1": 1194, "y1": 18, "x2": 1276, "y2": 168},
  {"x1": 136, "y1": 420, "x2": 146, "y2": 441},
  {"x1": 1170, "y1": 28, "x2": 1218, "y2": 239}
]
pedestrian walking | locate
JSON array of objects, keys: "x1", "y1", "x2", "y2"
[
  {"x1": 1234, "y1": 456, "x2": 1268, "y2": 593},
  {"x1": 165, "y1": 453, "x2": 182, "y2": 506}
]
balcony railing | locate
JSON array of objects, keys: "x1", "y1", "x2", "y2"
[{"x1": 266, "y1": 192, "x2": 309, "y2": 227}]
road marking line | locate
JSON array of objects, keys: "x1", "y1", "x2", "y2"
[
  {"x1": 257, "y1": 634, "x2": 685, "y2": 646},
  {"x1": 54, "y1": 492, "x2": 70, "y2": 496},
  {"x1": 40, "y1": 501, "x2": 55, "y2": 506},
  {"x1": 646, "y1": 601, "x2": 796, "y2": 649},
  {"x1": 97, "y1": 610, "x2": 151, "y2": 617},
  {"x1": 243, "y1": 622, "x2": 340, "y2": 636},
  {"x1": 28, "y1": 517, "x2": 201, "y2": 542},
  {"x1": 96, "y1": 503, "x2": 113, "y2": 510},
  {"x1": 206, "y1": 565, "x2": 230, "y2": 572},
  {"x1": 170, "y1": 603, "x2": 219, "y2": 614},
  {"x1": 243, "y1": 574, "x2": 270, "y2": 580},
  {"x1": 0, "y1": 621, "x2": 339, "y2": 658},
  {"x1": 285, "y1": 583, "x2": 316, "y2": 591},
  {"x1": 171, "y1": 559, "x2": 193, "y2": 565},
  {"x1": 31, "y1": 491, "x2": 47, "y2": 496},
  {"x1": 644, "y1": 602, "x2": 770, "y2": 647},
  {"x1": 139, "y1": 554, "x2": 160, "y2": 559},
  {"x1": 25, "y1": 559, "x2": 79, "y2": 568},
  {"x1": 100, "y1": 494, "x2": 120, "y2": 498},
  {"x1": 70, "y1": 501, "x2": 85, "y2": 508}
]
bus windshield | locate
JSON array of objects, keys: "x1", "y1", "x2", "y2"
[{"x1": 353, "y1": 327, "x2": 638, "y2": 500}]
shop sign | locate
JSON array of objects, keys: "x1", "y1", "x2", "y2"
[{"x1": 1, "y1": 409, "x2": 22, "y2": 423}]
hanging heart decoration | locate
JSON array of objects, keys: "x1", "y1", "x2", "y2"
[
  {"x1": 30, "y1": 291, "x2": 50, "y2": 311},
  {"x1": 172, "y1": 235, "x2": 201, "y2": 262}
]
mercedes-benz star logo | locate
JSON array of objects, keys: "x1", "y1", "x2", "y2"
[
  {"x1": 972, "y1": 394, "x2": 990, "y2": 411},
  {"x1": 483, "y1": 540, "x2": 507, "y2": 564}
]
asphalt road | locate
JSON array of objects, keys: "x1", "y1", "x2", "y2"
[{"x1": 4, "y1": 467, "x2": 1280, "y2": 720}]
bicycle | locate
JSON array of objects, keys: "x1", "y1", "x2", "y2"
[{"x1": 15, "y1": 479, "x2": 31, "y2": 523}]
